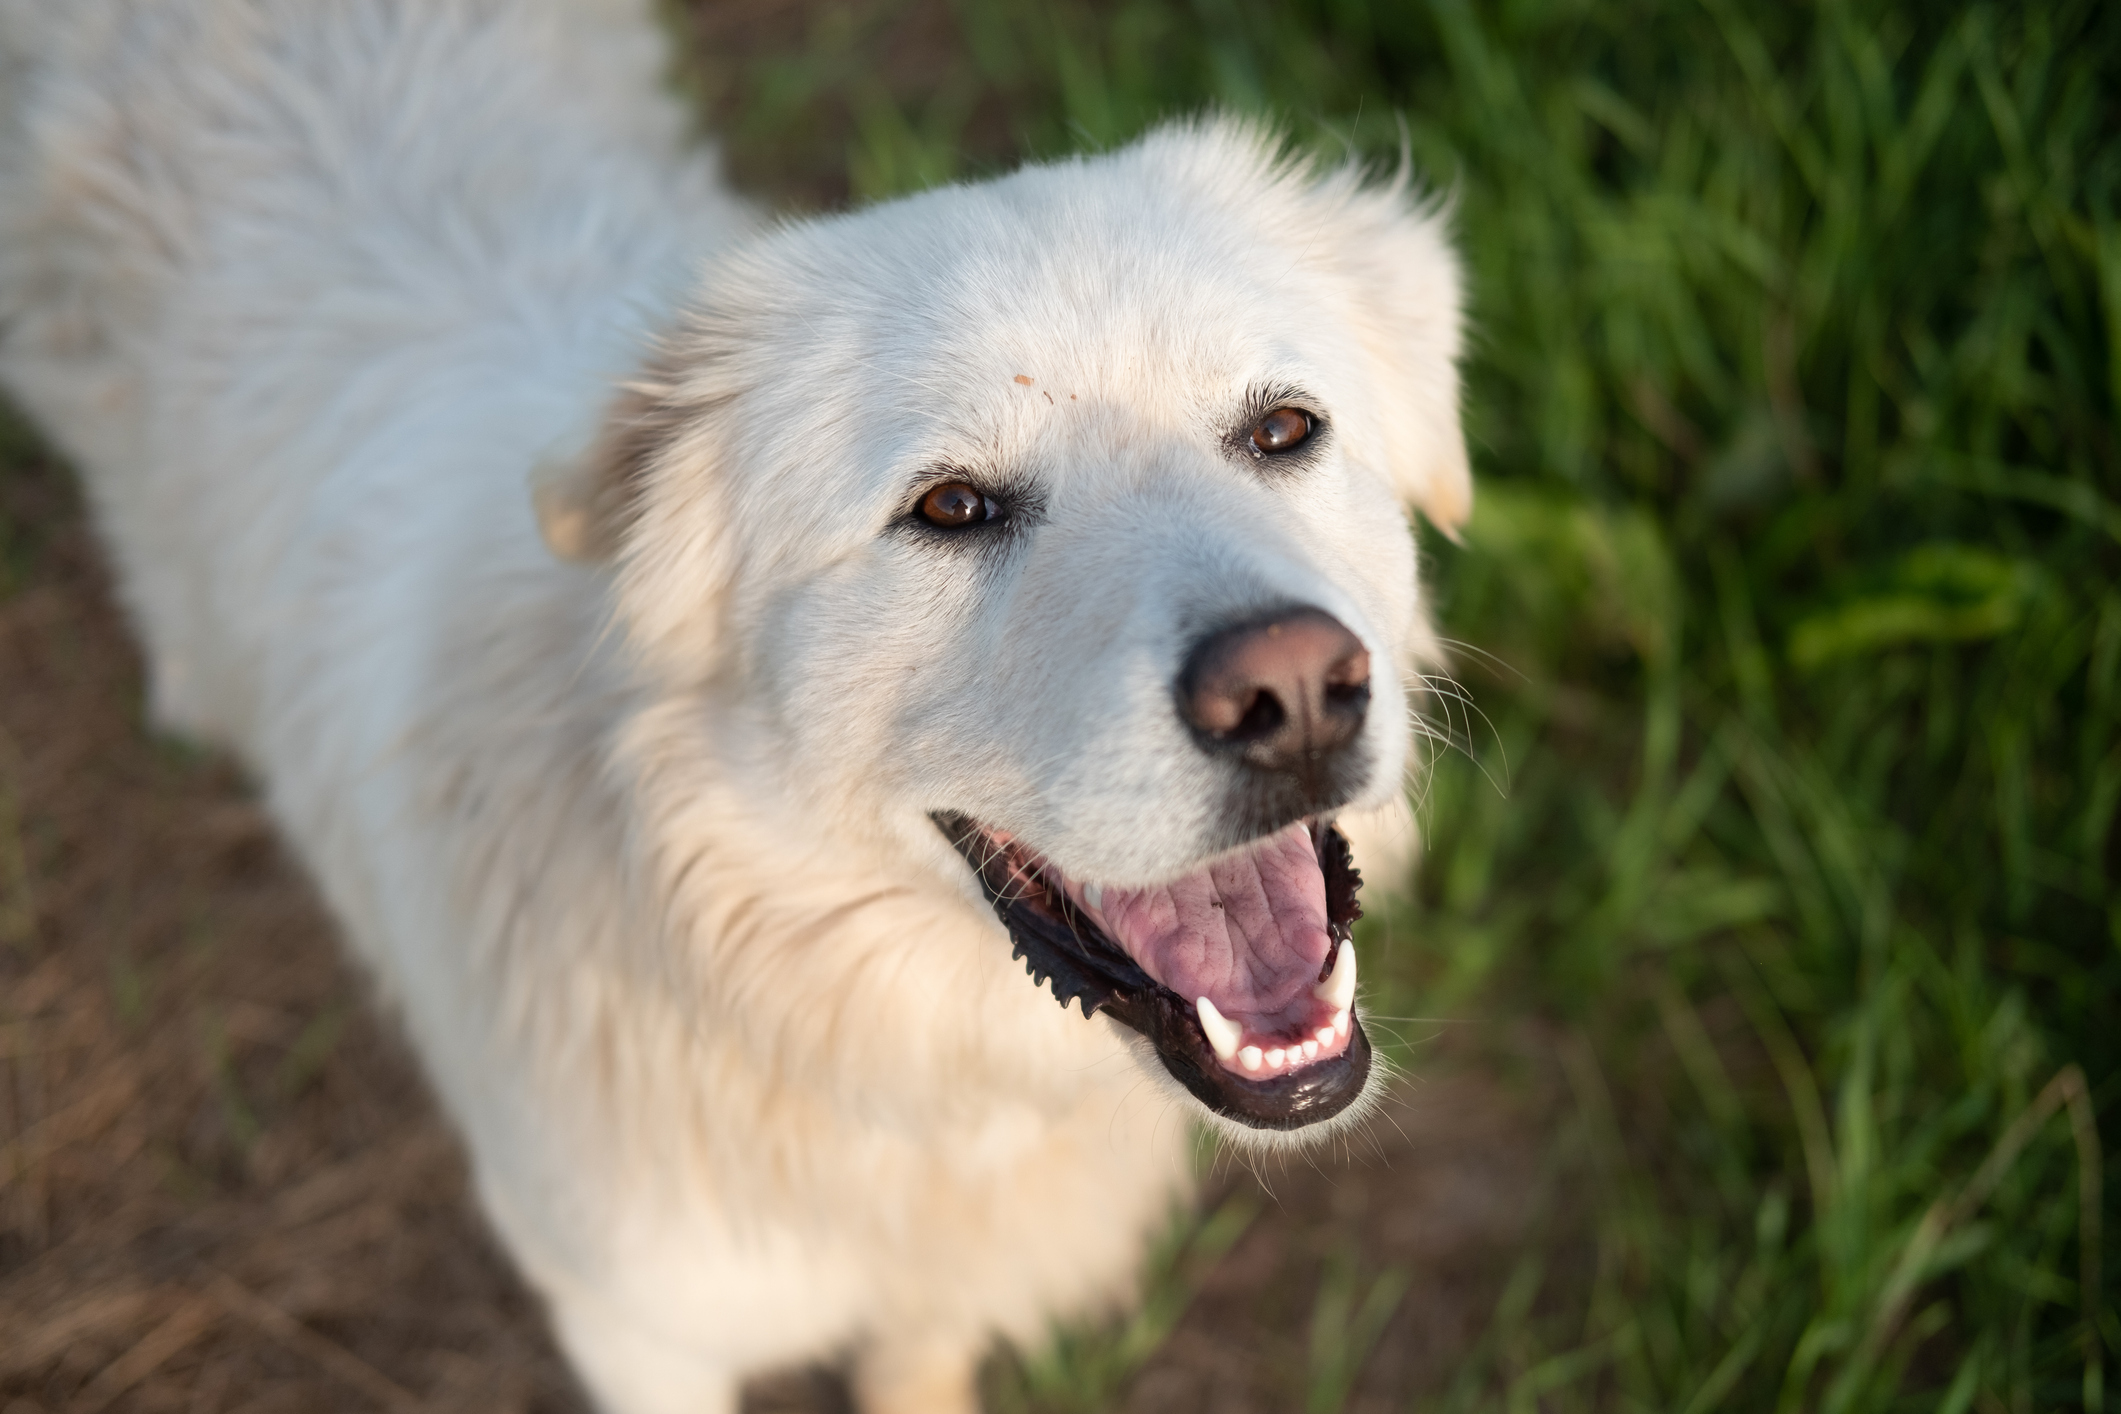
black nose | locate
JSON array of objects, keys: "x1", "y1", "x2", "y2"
[{"x1": 1177, "y1": 607, "x2": 1371, "y2": 775}]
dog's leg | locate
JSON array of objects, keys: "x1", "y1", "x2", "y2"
[
  {"x1": 550, "y1": 1298, "x2": 740, "y2": 1414},
  {"x1": 851, "y1": 1336, "x2": 984, "y2": 1414}
]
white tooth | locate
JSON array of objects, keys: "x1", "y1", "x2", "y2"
[
  {"x1": 1082, "y1": 882, "x2": 1102, "y2": 912},
  {"x1": 1316, "y1": 1026, "x2": 1336, "y2": 1047},
  {"x1": 1195, "y1": 996, "x2": 1241, "y2": 1060},
  {"x1": 1314, "y1": 940, "x2": 1357, "y2": 1013},
  {"x1": 1302, "y1": 1040, "x2": 1319, "y2": 1060},
  {"x1": 1334, "y1": 1009, "x2": 1350, "y2": 1036},
  {"x1": 1266, "y1": 1047, "x2": 1286, "y2": 1068},
  {"x1": 1239, "y1": 1046, "x2": 1263, "y2": 1072}
]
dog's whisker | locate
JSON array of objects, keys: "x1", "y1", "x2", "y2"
[{"x1": 1428, "y1": 636, "x2": 1527, "y2": 681}]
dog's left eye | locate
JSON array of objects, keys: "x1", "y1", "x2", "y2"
[
  {"x1": 918, "y1": 481, "x2": 999, "y2": 528},
  {"x1": 1250, "y1": 407, "x2": 1313, "y2": 455}
]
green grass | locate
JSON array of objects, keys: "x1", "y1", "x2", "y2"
[{"x1": 679, "y1": 0, "x2": 2120, "y2": 1408}]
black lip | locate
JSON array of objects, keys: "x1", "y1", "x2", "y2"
[{"x1": 934, "y1": 813, "x2": 1371, "y2": 1131}]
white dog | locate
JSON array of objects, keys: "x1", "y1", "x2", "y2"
[{"x1": 0, "y1": 2, "x2": 1468, "y2": 1409}]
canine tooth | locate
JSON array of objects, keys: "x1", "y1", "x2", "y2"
[
  {"x1": 1195, "y1": 996, "x2": 1241, "y2": 1060},
  {"x1": 1314, "y1": 940, "x2": 1357, "y2": 1012},
  {"x1": 1081, "y1": 882, "x2": 1102, "y2": 912},
  {"x1": 1239, "y1": 1046, "x2": 1263, "y2": 1072},
  {"x1": 1302, "y1": 1039, "x2": 1318, "y2": 1060},
  {"x1": 1334, "y1": 1009, "x2": 1350, "y2": 1036},
  {"x1": 1266, "y1": 1047, "x2": 1286, "y2": 1068}
]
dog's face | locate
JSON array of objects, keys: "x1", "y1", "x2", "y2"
[{"x1": 558, "y1": 121, "x2": 1468, "y2": 1135}]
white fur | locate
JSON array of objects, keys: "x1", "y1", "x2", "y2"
[{"x1": 0, "y1": 3, "x2": 1468, "y2": 1410}]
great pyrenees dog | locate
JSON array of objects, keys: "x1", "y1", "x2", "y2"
[{"x1": 0, "y1": 1, "x2": 1469, "y2": 1409}]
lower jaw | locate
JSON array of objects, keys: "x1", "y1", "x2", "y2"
[
  {"x1": 935, "y1": 813, "x2": 1374, "y2": 1132},
  {"x1": 1108, "y1": 984, "x2": 1375, "y2": 1131}
]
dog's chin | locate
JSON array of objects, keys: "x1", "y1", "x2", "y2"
[
  {"x1": 934, "y1": 812, "x2": 1374, "y2": 1133},
  {"x1": 1105, "y1": 980, "x2": 1377, "y2": 1137}
]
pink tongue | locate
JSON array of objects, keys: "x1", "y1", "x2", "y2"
[{"x1": 1083, "y1": 823, "x2": 1331, "y2": 1031}]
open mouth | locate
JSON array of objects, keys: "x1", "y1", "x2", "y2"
[{"x1": 935, "y1": 813, "x2": 1370, "y2": 1131}]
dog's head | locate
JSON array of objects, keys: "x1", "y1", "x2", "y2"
[{"x1": 545, "y1": 119, "x2": 1467, "y2": 1137}]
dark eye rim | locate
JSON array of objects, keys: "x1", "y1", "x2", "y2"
[
  {"x1": 1249, "y1": 406, "x2": 1315, "y2": 455},
  {"x1": 1228, "y1": 388, "x2": 1331, "y2": 468},
  {"x1": 914, "y1": 479, "x2": 1002, "y2": 529},
  {"x1": 896, "y1": 470, "x2": 1035, "y2": 545}
]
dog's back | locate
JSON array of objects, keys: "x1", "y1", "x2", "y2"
[{"x1": 0, "y1": 0, "x2": 746, "y2": 746}]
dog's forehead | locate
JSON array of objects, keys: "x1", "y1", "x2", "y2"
[
  {"x1": 903, "y1": 176, "x2": 1340, "y2": 387},
  {"x1": 772, "y1": 172, "x2": 1363, "y2": 499}
]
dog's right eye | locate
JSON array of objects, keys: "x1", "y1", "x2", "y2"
[
  {"x1": 1250, "y1": 407, "x2": 1313, "y2": 455},
  {"x1": 918, "y1": 482, "x2": 997, "y2": 528}
]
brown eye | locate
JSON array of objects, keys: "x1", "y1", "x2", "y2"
[
  {"x1": 918, "y1": 481, "x2": 993, "y2": 528},
  {"x1": 1250, "y1": 407, "x2": 1313, "y2": 455}
]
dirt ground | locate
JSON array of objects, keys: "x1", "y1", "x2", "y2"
[{"x1": 0, "y1": 26, "x2": 1554, "y2": 1405}]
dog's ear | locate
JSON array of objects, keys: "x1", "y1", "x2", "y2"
[
  {"x1": 1325, "y1": 176, "x2": 1472, "y2": 537},
  {"x1": 531, "y1": 379, "x2": 675, "y2": 566},
  {"x1": 542, "y1": 326, "x2": 748, "y2": 679}
]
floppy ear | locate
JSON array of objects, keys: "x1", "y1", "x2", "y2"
[
  {"x1": 540, "y1": 321, "x2": 752, "y2": 681},
  {"x1": 531, "y1": 379, "x2": 674, "y2": 565},
  {"x1": 1328, "y1": 178, "x2": 1472, "y2": 537}
]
